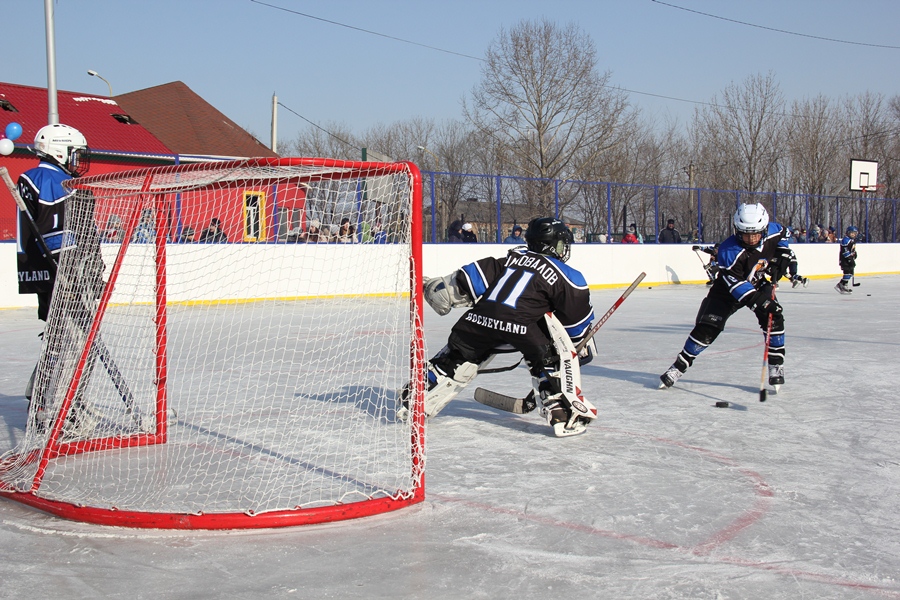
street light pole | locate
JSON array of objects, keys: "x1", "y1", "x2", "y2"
[{"x1": 87, "y1": 70, "x2": 113, "y2": 97}]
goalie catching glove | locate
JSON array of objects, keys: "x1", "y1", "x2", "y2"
[{"x1": 423, "y1": 271, "x2": 473, "y2": 316}]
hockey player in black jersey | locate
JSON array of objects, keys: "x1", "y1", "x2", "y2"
[
  {"x1": 16, "y1": 124, "x2": 105, "y2": 435},
  {"x1": 399, "y1": 217, "x2": 597, "y2": 437},
  {"x1": 835, "y1": 226, "x2": 858, "y2": 294},
  {"x1": 659, "y1": 203, "x2": 787, "y2": 391},
  {"x1": 17, "y1": 123, "x2": 93, "y2": 320},
  {"x1": 771, "y1": 227, "x2": 808, "y2": 289}
]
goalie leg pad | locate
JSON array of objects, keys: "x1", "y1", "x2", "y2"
[
  {"x1": 424, "y1": 360, "x2": 479, "y2": 418},
  {"x1": 423, "y1": 272, "x2": 473, "y2": 316}
]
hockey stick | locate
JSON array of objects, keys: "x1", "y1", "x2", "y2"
[
  {"x1": 576, "y1": 271, "x2": 646, "y2": 353},
  {"x1": 692, "y1": 246, "x2": 716, "y2": 282},
  {"x1": 1, "y1": 167, "x2": 139, "y2": 425},
  {"x1": 758, "y1": 284, "x2": 777, "y2": 403},
  {"x1": 852, "y1": 275, "x2": 860, "y2": 287},
  {"x1": 475, "y1": 272, "x2": 646, "y2": 414}
]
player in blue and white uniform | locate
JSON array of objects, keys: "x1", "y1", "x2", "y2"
[
  {"x1": 399, "y1": 217, "x2": 597, "y2": 436},
  {"x1": 835, "y1": 226, "x2": 859, "y2": 294},
  {"x1": 16, "y1": 124, "x2": 105, "y2": 435},
  {"x1": 17, "y1": 123, "x2": 92, "y2": 321},
  {"x1": 660, "y1": 203, "x2": 787, "y2": 390}
]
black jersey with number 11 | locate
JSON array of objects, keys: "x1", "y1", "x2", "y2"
[{"x1": 451, "y1": 247, "x2": 594, "y2": 347}]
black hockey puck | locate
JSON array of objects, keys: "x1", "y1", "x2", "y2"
[
  {"x1": 715, "y1": 401, "x2": 730, "y2": 408},
  {"x1": 867, "y1": 294, "x2": 871, "y2": 296}
]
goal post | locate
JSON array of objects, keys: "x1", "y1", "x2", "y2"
[{"x1": 0, "y1": 157, "x2": 426, "y2": 529}]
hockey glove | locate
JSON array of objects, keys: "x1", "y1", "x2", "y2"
[
  {"x1": 423, "y1": 272, "x2": 473, "y2": 316},
  {"x1": 754, "y1": 297, "x2": 782, "y2": 315},
  {"x1": 751, "y1": 287, "x2": 782, "y2": 316},
  {"x1": 576, "y1": 337, "x2": 596, "y2": 366}
]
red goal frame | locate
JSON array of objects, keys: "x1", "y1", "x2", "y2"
[{"x1": 0, "y1": 157, "x2": 426, "y2": 529}]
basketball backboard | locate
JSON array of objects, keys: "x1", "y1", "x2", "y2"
[{"x1": 849, "y1": 159, "x2": 878, "y2": 192}]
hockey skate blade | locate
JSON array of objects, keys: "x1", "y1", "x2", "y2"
[{"x1": 552, "y1": 421, "x2": 587, "y2": 437}]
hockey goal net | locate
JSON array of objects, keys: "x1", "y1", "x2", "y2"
[{"x1": 0, "y1": 157, "x2": 426, "y2": 529}]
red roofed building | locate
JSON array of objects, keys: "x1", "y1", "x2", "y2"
[
  {"x1": 0, "y1": 81, "x2": 289, "y2": 242},
  {"x1": 115, "y1": 81, "x2": 277, "y2": 159}
]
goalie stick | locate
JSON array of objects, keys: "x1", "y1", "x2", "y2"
[
  {"x1": 475, "y1": 271, "x2": 646, "y2": 413},
  {"x1": 1, "y1": 167, "x2": 140, "y2": 426}
]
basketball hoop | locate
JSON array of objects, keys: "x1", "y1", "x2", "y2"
[{"x1": 860, "y1": 184, "x2": 883, "y2": 195}]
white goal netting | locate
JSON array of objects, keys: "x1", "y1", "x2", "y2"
[{"x1": 0, "y1": 158, "x2": 426, "y2": 528}]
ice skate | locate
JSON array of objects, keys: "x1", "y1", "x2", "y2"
[
  {"x1": 768, "y1": 364, "x2": 784, "y2": 393},
  {"x1": 62, "y1": 401, "x2": 101, "y2": 439},
  {"x1": 659, "y1": 364, "x2": 685, "y2": 389},
  {"x1": 792, "y1": 276, "x2": 808, "y2": 289},
  {"x1": 540, "y1": 396, "x2": 588, "y2": 437},
  {"x1": 834, "y1": 281, "x2": 852, "y2": 295}
]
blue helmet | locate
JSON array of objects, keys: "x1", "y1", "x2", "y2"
[{"x1": 846, "y1": 225, "x2": 859, "y2": 236}]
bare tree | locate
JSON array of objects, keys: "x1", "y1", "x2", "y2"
[
  {"x1": 464, "y1": 18, "x2": 631, "y2": 213},
  {"x1": 288, "y1": 121, "x2": 361, "y2": 161},
  {"x1": 785, "y1": 95, "x2": 845, "y2": 197},
  {"x1": 690, "y1": 72, "x2": 786, "y2": 193}
]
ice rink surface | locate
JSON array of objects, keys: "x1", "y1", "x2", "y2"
[{"x1": 1, "y1": 275, "x2": 898, "y2": 599}]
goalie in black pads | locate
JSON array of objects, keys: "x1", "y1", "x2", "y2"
[
  {"x1": 659, "y1": 203, "x2": 787, "y2": 391},
  {"x1": 399, "y1": 217, "x2": 597, "y2": 437}
]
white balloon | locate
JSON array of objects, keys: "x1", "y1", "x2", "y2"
[{"x1": 0, "y1": 138, "x2": 14, "y2": 156}]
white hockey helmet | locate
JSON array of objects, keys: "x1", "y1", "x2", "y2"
[
  {"x1": 34, "y1": 123, "x2": 91, "y2": 177},
  {"x1": 733, "y1": 203, "x2": 769, "y2": 235}
]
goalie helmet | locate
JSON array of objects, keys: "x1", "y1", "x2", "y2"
[
  {"x1": 524, "y1": 217, "x2": 573, "y2": 262},
  {"x1": 34, "y1": 123, "x2": 91, "y2": 177},
  {"x1": 733, "y1": 203, "x2": 769, "y2": 246}
]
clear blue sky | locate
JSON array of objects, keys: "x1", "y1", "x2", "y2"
[{"x1": 3, "y1": 1, "x2": 898, "y2": 148}]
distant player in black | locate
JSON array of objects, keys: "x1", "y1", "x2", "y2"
[
  {"x1": 835, "y1": 226, "x2": 858, "y2": 294},
  {"x1": 399, "y1": 217, "x2": 597, "y2": 436},
  {"x1": 771, "y1": 227, "x2": 808, "y2": 289},
  {"x1": 660, "y1": 203, "x2": 787, "y2": 390},
  {"x1": 693, "y1": 243, "x2": 719, "y2": 285}
]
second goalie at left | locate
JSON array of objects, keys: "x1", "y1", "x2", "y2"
[{"x1": 399, "y1": 217, "x2": 597, "y2": 437}]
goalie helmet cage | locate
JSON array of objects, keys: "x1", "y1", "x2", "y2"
[{"x1": 0, "y1": 157, "x2": 426, "y2": 529}]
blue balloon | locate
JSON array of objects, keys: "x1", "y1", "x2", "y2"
[{"x1": 5, "y1": 122, "x2": 23, "y2": 142}]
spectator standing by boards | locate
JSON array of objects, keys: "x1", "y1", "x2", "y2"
[
  {"x1": 504, "y1": 225, "x2": 524, "y2": 244},
  {"x1": 658, "y1": 219, "x2": 681, "y2": 244}
]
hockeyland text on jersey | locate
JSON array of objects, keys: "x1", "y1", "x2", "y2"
[
  {"x1": 505, "y1": 253, "x2": 560, "y2": 285},
  {"x1": 18, "y1": 269, "x2": 52, "y2": 283},
  {"x1": 463, "y1": 312, "x2": 528, "y2": 335}
]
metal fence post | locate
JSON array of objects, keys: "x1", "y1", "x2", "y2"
[{"x1": 606, "y1": 183, "x2": 612, "y2": 241}]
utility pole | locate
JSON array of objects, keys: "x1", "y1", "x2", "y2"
[
  {"x1": 271, "y1": 94, "x2": 278, "y2": 152},
  {"x1": 684, "y1": 161, "x2": 696, "y2": 193}
]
